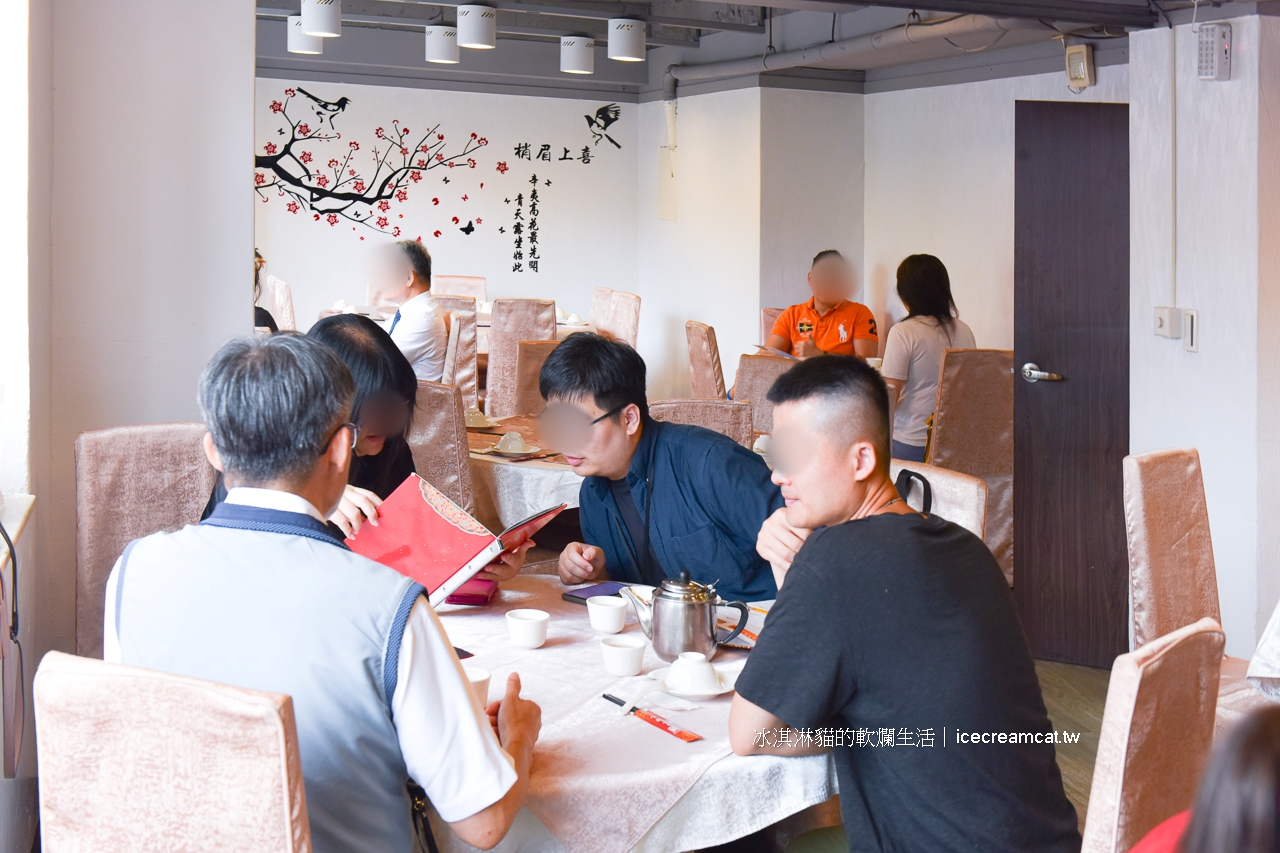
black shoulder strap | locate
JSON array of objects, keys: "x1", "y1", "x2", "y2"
[{"x1": 894, "y1": 469, "x2": 932, "y2": 514}]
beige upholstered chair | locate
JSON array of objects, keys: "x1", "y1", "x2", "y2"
[
  {"x1": 889, "y1": 459, "x2": 987, "y2": 541},
  {"x1": 733, "y1": 354, "x2": 795, "y2": 435},
  {"x1": 760, "y1": 306, "x2": 785, "y2": 344},
  {"x1": 433, "y1": 295, "x2": 479, "y2": 410},
  {"x1": 589, "y1": 287, "x2": 614, "y2": 330},
  {"x1": 1123, "y1": 448, "x2": 1275, "y2": 736},
  {"x1": 433, "y1": 275, "x2": 487, "y2": 302},
  {"x1": 649, "y1": 400, "x2": 753, "y2": 448},
  {"x1": 74, "y1": 423, "x2": 217, "y2": 659},
  {"x1": 266, "y1": 274, "x2": 296, "y2": 332},
  {"x1": 928, "y1": 349, "x2": 1014, "y2": 586},
  {"x1": 486, "y1": 299, "x2": 556, "y2": 418},
  {"x1": 513, "y1": 340, "x2": 560, "y2": 416},
  {"x1": 685, "y1": 321, "x2": 727, "y2": 400},
  {"x1": 606, "y1": 290, "x2": 641, "y2": 347},
  {"x1": 441, "y1": 312, "x2": 460, "y2": 389},
  {"x1": 407, "y1": 381, "x2": 474, "y2": 513},
  {"x1": 35, "y1": 651, "x2": 310, "y2": 853},
  {"x1": 1080, "y1": 618, "x2": 1224, "y2": 853}
]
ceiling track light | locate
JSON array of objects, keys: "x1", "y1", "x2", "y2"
[
  {"x1": 561, "y1": 35, "x2": 594, "y2": 74},
  {"x1": 608, "y1": 18, "x2": 646, "y2": 62},
  {"x1": 457, "y1": 5, "x2": 497, "y2": 49},
  {"x1": 301, "y1": 0, "x2": 341, "y2": 38},
  {"x1": 425, "y1": 25, "x2": 460, "y2": 64},
  {"x1": 288, "y1": 15, "x2": 324, "y2": 54}
]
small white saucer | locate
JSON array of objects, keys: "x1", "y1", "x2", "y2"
[
  {"x1": 648, "y1": 665, "x2": 739, "y2": 700},
  {"x1": 489, "y1": 445, "x2": 541, "y2": 458}
]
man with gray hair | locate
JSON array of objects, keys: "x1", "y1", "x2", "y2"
[{"x1": 102, "y1": 334, "x2": 541, "y2": 852}]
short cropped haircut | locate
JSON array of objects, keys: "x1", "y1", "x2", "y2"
[
  {"x1": 539, "y1": 332, "x2": 649, "y2": 420},
  {"x1": 308, "y1": 313, "x2": 417, "y2": 430},
  {"x1": 198, "y1": 334, "x2": 355, "y2": 485},
  {"x1": 812, "y1": 249, "x2": 843, "y2": 267},
  {"x1": 394, "y1": 239, "x2": 432, "y2": 287},
  {"x1": 766, "y1": 355, "x2": 890, "y2": 466}
]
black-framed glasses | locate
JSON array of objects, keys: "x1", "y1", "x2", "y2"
[{"x1": 537, "y1": 403, "x2": 626, "y2": 450}]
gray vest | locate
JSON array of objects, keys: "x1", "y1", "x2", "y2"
[{"x1": 115, "y1": 509, "x2": 421, "y2": 853}]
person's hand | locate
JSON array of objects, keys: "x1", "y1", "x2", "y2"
[
  {"x1": 794, "y1": 334, "x2": 823, "y2": 360},
  {"x1": 476, "y1": 540, "x2": 536, "y2": 582},
  {"x1": 558, "y1": 542, "x2": 606, "y2": 585},
  {"x1": 487, "y1": 673, "x2": 541, "y2": 750},
  {"x1": 329, "y1": 485, "x2": 382, "y2": 538},
  {"x1": 756, "y1": 508, "x2": 811, "y2": 589}
]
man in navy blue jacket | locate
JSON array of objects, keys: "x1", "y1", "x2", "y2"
[{"x1": 540, "y1": 333, "x2": 783, "y2": 602}]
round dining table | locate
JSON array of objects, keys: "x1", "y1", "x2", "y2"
[
  {"x1": 467, "y1": 415, "x2": 583, "y2": 534},
  {"x1": 427, "y1": 575, "x2": 839, "y2": 853}
]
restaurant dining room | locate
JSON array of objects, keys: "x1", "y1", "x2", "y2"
[{"x1": 5, "y1": 0, "x2": 1280, "y2": 851}]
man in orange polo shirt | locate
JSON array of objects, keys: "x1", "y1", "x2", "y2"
[{"x1": 766, "y1": 250, "x2": 878, "y2": 359}]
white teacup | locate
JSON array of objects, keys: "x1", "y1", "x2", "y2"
[
  {"x1": 463, "y1": 665, "x2": 490, "y2": 708},
  {"x1": 496, "y1": 432, "x2": 530, "y2": 453},
  {"x1": 600, "y1": 635, "x2": 646, "y2": 677},
  {"x1": 866, "y1": 357, "x2": 883, "y2": 371},
  {"x1": 587, "y1": 596, "x2": 629, "y2": 634},
  {"x1": 465, "y1": 406, "x2": 490, "y2": 428},
  {"x1": 480, "y1": 301, "x2": 495, "y2": 314},
  {"x1": 566, "y1": 313, "x2": 584, "y2": 325},
  {"x1": 506, "y1": 609, "x2": 550, "y2": 649},
  {"x1": 666, "y1": 652, "x2": 722, "y2": 694}
]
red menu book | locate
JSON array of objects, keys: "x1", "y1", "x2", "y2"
[{"x1": 346, "y1": 474, "x2": 505, "y2": 607}]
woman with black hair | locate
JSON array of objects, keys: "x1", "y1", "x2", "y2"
[{"x1": 880, "y1": 254, "x2": 976, "y2": 463}]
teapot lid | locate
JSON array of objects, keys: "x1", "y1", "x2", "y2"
[{"x1": 656, "y1": 570, "x2": 715, "y2": 602}]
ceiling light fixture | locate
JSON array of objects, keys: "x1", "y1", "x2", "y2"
[
  {"x1": 301, "y1": 0, "x2": 342, "y2": 38},
  {"x1": 287, "y1": 15, "x2": 324, "y2": 54},
  {"x1": 608, "y1": 19, "x2": 646, "y2": 62},
  {"x1": 457, "y1": 5, "x2": 497, "y2": 49},
  {"x1": 425, "y1": 25, "x2": 460, "y2": 64},
  {"x1": 561, "y1": 35, "x2": 595, "y2": 74}
]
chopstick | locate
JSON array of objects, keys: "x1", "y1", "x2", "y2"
[{"x1": 602, "y1": 694, "x2": 703, "y2": 742}]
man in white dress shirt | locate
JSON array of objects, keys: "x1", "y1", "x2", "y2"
[
  {"x1": 374, "y1": 239, "x2": 448, "y2": 382},
  {"x1": 103, "y1": 334, "x2": 540, "y2": 852}
]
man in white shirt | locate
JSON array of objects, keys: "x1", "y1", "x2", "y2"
[
  {"x1": 374, "y1": 239, "x2": 448, "y2": 382},
  {"x1": 103, "y1": 334, "x2": 540, "y2": 852}
]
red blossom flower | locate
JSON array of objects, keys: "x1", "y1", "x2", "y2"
[
  {"x1": 432, "y1": 197, "x2": 439, "y2": 205},
  {"x1": 377, "y1": 216, "x2": 389, "y2": 228},
  {"x1": 470, "y1": 132, "x2": 477, "y2": 139},
  {"x1": 402, "y1": 128, "x2": 410, "y2": 135},
  {"x1": 378, "y1": 200, "x2": 391, "y2": 212},
  {"x1": 392, "y1": 227, "x2": 401, "y2": 237},
  {"x1": 298, "y1": 123, "x2": 310, "y2": 136},
  {"x1": 300, "y1": 151, "x2": 313, "y2": 164},
  {"x1": 496, "y1": 162, "x2": 509, "y2": 174},
  {"x1": 327, "y1": 213, "x2": 339, "y2": 225},
  {"x1": 264, "y1": 142, "x2": 278, "y2": 155},
  {"x1": 478, "y1": 137, "x2": 489, "y2": 146},
  {"x1": 286, "y1": 201, "x2": 300, "y2": 214},
  {"x1": 375, "y1": 127, "x2": 385, "y2": 138},
  {"x1": 396, "y1": 189, "x2": 408, "y2": 202},
  {"x1": 409, "y1": 171, "x2": 422, "y2": 183},
  {"x1": 349, "y1": 141, "x2": 360, "y2": 150},
  {"x1": 436, "y1": 153, "x2": 444, "y2": 162},
  {"x1": 433, "y1": 230, "x2": 442, "y2": 237},
  {"x1": 417, "y1": 159, "x2": 427, "y2": 168},
  {"x1": 285, "y1": 88, "x2": 296, "y2": 97},
  {"x1": 254, "y1": 173, "x2": 266, "y2": 185},
  {"x1": 452, "y1": 216, "x2": 459, "y2": 224},
  {"x1": 447, "y1": 162, "x2": 455, "y2": 169},
  {"x1": 328, "y1": 159, "x2": 339, "y2": 168},
  {"x1": 475, "y1": 217, "x2": 483, "y2": 224},
  {"x1": 401, "y1": 147, "x2": 409, "y2": 156},
  {"x1": 349, "y1": 169, "x2": 356, "y2": 176},
  {"x1": 270, "y1": 100, "x2": 283, "y2": 113},
  {"x1": 314, "y1": 213, "x2": 321, "y2": 220},
  {"x1": 467, "y1": 158, "x2": 476, "y2": 169},
  {"x1": 437, "y1": 134, "x2": 444, "y2": 141},
  {"x1": 316, "y1": 176, "x2": 330, "y2": 188},
  {"x1": 354, "y1": 180, "x2": 366, "y2": 192},
  {"x1": 419, "y1": 145, "x2": 429, "y2": 154}
]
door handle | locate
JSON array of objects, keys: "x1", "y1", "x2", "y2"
[{"x1": 1021, "y1": 363, "x2": 1063, "y2": 383}]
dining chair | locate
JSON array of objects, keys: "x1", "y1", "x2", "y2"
[
  {"x1": 603, "y1": 290, "x2": 641, "y2": 347},
  {"x1": 589, "y1": 287, "x2": 614, "y2": 331},
  {"x1": 74, "y1": 423, "x2": 217, "y2": 659},
  {"x1": 685, "y1": 321, "x2": 727, "y2": 400},
  {"x1": 34, "y1": 651, "x2": 311, "y2": 853},
  {"x1": 649, "y1": 400, "x2": 753, "y2": 448},
  {"x1": 432, "y1": 275, "x2": 487, "y2": 302},
  {"x1": 432, "y1": 295, "x2": 480, "y2": 410},
  {"x1": 266, "y1": 274, "x2": 296, "y2": 332},
  {"x1": 1123, "y1": 447, "x2": 1275, "y2": 735},
  {"x1": 441, "y1": 311, "x2": 460, "y2": 389},
  {"x1": 928, "y1": 348, "x2": 1014, "y2": 586},
  {"x1": 514, "y1": 340, "x2": 560, "y2": 416},
  {"x1": 1079, "y1": 618, "x2": 1224, "y2": 853},
  {"x1": 732, "y1": 354, "x2": 795, "y2": 435},
  {"x1": 888, "y1": 459, "x2": 987, "y2": 541},
  {"x1": 407, "y1": 380, "x2": 475, "y2": 513},
  {"x1": 760, "y1": 306, "x2": 785, "y2": 345},
  {"x1": 486, "y1": 299, "x2": 556, "y2": 419}
]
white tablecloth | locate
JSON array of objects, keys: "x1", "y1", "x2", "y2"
[
  {"x1": 428, "y1": 576, "x2": 838, "y2": 853},
  {"x1": 1249, "y1": 596, "x2": 1280, "y2": 700},
  {"x1": 469, "y1": 454, "x2": 583, "y2": 533}
]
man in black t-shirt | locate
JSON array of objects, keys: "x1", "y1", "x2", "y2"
[{"x1": 731, "y1": 356, "x2": 1080, "y2": 853}]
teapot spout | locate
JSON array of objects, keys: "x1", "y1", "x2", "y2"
[{"x1": 618, "y1": 587, "x2": 654, "y2": 638}]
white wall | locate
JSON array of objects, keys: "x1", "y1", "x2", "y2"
[
  {"x1": 254, "y1": 80, "x2": 638, "y2": 331},
  {"x1": 863, "y1": 65, "x2": 1128, "y2": 353},
  {"x1": 759, "y1": 88, "x2": 865, "y2": 313},
  {"x1": 0, "y1": 0, "x2": 30, "y2": 498}
]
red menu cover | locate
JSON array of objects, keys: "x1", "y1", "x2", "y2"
[{"x1": 345, "y1": 474, "x2": 504, "y2": 606}]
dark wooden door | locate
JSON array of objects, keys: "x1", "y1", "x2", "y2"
[{"x1": 1013, "y1": 101, "x2": 1129, "y2": 668}]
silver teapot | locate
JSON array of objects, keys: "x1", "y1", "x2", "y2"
[{"x1": 619, "y1": 571, "x2": 750, "y2": 662}]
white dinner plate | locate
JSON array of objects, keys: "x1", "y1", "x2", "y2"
[
  {"x1": 489, "y1": 445, "x2": 542, "y2": 458},
  {"x1": 648, "y1": 665, "x2": 740, "y2": 700}
]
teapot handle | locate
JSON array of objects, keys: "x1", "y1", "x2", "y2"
[{"x1": 715, "y1": 600, "x2": 750, "y2": 646}]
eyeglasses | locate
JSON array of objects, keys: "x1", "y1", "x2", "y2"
[
  {"x1": 324, "y1": 422, "x2": 358, "y2": 452},
  {"x1": 537, "y1": 403, "x2": 625, "y2": 451}
]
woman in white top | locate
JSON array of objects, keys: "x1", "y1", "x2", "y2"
[{"x1": 881, "y1": 254, "x2": 976, "y2": 462}]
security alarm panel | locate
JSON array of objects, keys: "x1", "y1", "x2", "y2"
[
  {"x1": 1198, "y1": 23, "x2": 1231, "y2": 81},
  {"x1": 1065, "y1": 43, "x2": 1095, "y2": 90}
]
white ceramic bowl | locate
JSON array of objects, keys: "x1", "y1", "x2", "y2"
[{"x1": 667, "y1": 652, "x2": 722, "y2": 695}]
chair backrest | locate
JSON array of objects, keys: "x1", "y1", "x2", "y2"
[
  {"x1": 761, "y1": 306, "x2": 785, "y2": 344},
  {"x1": 432, "y1": 275, "x2": 487, "y2": 302},
  {"x1": 266, "y1": 274, "x2": 296, "y2": 332},
  {"x1": 1122, "y1": 448, "x2": 1221, "y2": 648},
  {"x1": 686, "y1": 321, "x2": 727, "y2": 400},
  {"x1": 432, "y1": 295, "x2": 479, "y2": 410},
  {"x1": 487, "y1": 299, "x2": 556, "y2": 418},
  {"x1": 733, "y1": 354, "x2": 795, "y2": 435},
  {"x1": 650, "y1": 400, "x2": 753, "y2": 448},
  {"x1": 35, "y1": 651, "x2": 311, "y2": 852},
  {"x1": 75, "y1": 423, "x2": 217, "y2": 659},
  {"x1": 603, "y1": 290, "x2": 641, "y2": 347},
  {"x1": 889, "y1": 459, "x2": 987, "y2": 540},
  {"x1": 1080, "y1": 618, "x2": 1224, "y2": 853},
  {"x1": 407, "y1": 381, "x2": 474, "y2": 513},
  {"x1": 928, "y1": 348, "x2": 1014, "y2": 585},
  {"x1": 589, "y1": 287, "x2": 614, "y2": 329},
  {"x1": 514, "y1": 340, "x2": 560, "y2": 416},
  {"x1": 441, "y1": 311, "x2": 460, "y2": 387}
]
